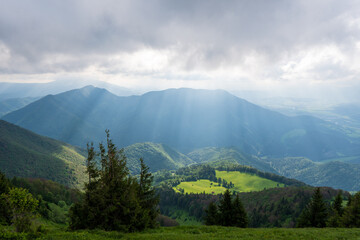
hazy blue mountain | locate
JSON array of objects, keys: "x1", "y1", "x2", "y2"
[
  {"x1": 0, "y1": 97, "x2": 40, "y2": 117},
  {"x1": 267, "y1": 157, "x2": 360, "y2": 191},
  {"x1": 0, "y1": 79, "x2": 135, "y2": 101},
  {"x1": 124, "y1": 142, "x2": 194, "y2": 174},
  {"x1": 3, "y1": 86, "x2": 359, "y2": 161},
  {"x1": 0, "y1": 120, "x2": 86, "y2": 188}
]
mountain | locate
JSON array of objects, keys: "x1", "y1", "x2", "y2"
[
  {"x1": 124, "y1": 142, "x2": 194, "y2": 174},
  {"x1": 0, "y1": 79, "x2": 135, "y2": 101},
  {"x1": 0, "y1": 97, "x2": 40, "y2": 117},
  {"x1": 187, "y1": 148, "x2": 360, "y2": 191},
  {"x1": 0, "y1": 120, "x2": 86, "y2": 188},
  {"x1": 267, "y1": 157, "x2": 360, "y2": 191},
  {"x1": 3, "y1": 86, "x2": 359, "y2": 161},
  {"x1": 187, "y1": 147, "x2": 275, "y2": 173}
]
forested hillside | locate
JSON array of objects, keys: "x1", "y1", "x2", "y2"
[
  {"x1": 125, "y1": 142, "x2": 194, "y2": 174},
  {"x1": 0, "y1": 120, "x2": 86, "y2": 188}
]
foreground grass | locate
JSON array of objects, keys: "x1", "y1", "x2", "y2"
[{"x1": 2, "y1": 225, "x2": 359, "y2": 240}]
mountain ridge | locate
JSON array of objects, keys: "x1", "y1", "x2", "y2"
[{"x1": 2, "y1": 86, "x2": 359, "y2": 161}]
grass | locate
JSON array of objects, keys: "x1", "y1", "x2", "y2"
[
  {"x1": 216, "y1": 170, "x2": 284, "y2": 192},
  {"x1": 3, "y1": 225, "x2": 360, "y2": 240},
  {"x1": 173, "y1": 171, "x2": 284, "y2": 195},
  {"x1": 173, "y1": 180, "x2": 227, "y2": 194}
]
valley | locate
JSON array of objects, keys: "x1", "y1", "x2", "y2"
[{"x1": 0, "y1": 86, "x2": 360, "y2": 237}]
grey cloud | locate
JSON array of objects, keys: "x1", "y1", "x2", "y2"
[{"x1": 0, "y1": 0, "x2": 360, "y2": 73}]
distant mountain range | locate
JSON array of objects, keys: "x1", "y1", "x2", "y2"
[
  {"x1": 0, "y1": 97, "x2": 40, "y2": 117},
  {"x1": 0, "y1": 80, "x2": 135, "y2": 101},
  {"x1": 3, "y1": 86, "x2": 359, "y2": 161}
]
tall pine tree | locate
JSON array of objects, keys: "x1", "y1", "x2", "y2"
[
  {"x1": 232, "y1": 195, "x2": 248, "y2": 228},
  {"x1": 297, "y1": 188, "x2": 328, "y2": 228},
  {"x1": 218, "y1": 189, "x2": 233, "y2": 226},
  {"x1": 204, "y1": 201, "x2": 219, "y2": 225},
  {"x1": 327, "y1": 191, "x2": 343, "y2": 227},
  {"x1": 69, "y1": 130, "x2": 158, "y2": 232},
  {"x1": 341, "y1": 191, "x2": 360, "y2": 227},
  {"x1": 137, "y1": 158, "x2": 159, "y2": 229}
]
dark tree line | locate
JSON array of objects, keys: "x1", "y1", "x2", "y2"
[
  {"x1": 297, "y1": 187, "x2": 360, "y2": 228},
  {"x1": 204, "y1": 189, "x2": 248, "y2": 227},
  {"x1": 69, "y1": 131, "x2": 158, "y2": 232}
]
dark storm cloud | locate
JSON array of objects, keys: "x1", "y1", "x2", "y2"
[{"x1": 0, "y1": 0, "x2": 359, "y2": 73}]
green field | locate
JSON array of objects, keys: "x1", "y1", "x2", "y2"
[
  {"x1": 174, "y1": 179, "x2": 227, "y2": 194},
  {"x1": 173, "y1": 171, "x2": 283, "y2": 195},
  {"x1": 216, "y1": 170, "x2": 284, "y2": 192},
  {"x1": 2, "y1": 226, "x2": 360, "y2": 240}
]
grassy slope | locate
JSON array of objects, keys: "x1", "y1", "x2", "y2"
[
  {"x1": 174, "y1": 180, "x2": 227, "y2": 194},
  {"x1": 3, "y1": 226, "x2": 360, "y2": 240},
  {"x1": 216, "y1": 170, "x2": 284, "y2": 192},
  {"x1": 0, "y1": 120, "x2": 86, "y2": 188},
  {"x1": 173, "y1": 171, "x2": 283, "y2": 194}
]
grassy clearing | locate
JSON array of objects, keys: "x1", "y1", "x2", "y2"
[
  {"x1": 216, "y1": 170, "x2": 283, "y2": 192},
  {"x1": 174, "y1": 180, "x2": 226, "y2": 194},
  {"x1": 3, "y1": 226, "x2": 360, "y2": 240},
  {"x1": 173, "y1": 171, "x2": 284, "y2": 195}
]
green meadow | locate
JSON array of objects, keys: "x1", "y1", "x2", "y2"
[
  {"x1": 174, "y1": 179, "x2": 227, "y2": 194},
  {"x1": 216, "y1": 170, "x2": 284, "y2": 192},
  {"x1": 173, "y1": 171, "x2": 283, "y2": 194}
]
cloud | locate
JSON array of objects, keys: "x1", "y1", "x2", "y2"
[{"x1": 0, "y1": 0, "x2": 360, "y2": 101}]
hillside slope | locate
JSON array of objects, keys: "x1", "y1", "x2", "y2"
[
  {"x1": 124, "y1": 142, "x2": 194, "y2": 174},
  {"x1": 267, "y1": 157, "x2": 360, "y2": 191},
  {"x1": 3, "y1": 86, "x2": 359, "y2": 160},
  {"x1": 0, "y1": 120, "x2": 86, "y2": 188},
  {"x1": 0, "y1": 97, "x2": 39, "y2": 117},
  {"x1": 188, "y1": 147, "x2": 275, "y2": 173}
]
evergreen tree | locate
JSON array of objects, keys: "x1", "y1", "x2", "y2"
[
  {"x1": 69, "y1": 130, "x2": 158, "y2": 232},
  {"x1": 341, "y1": 192, "x2": 360, "y2": 227},
  {"x1": 218, "y1": 189, "x2": 233, "y2": 226},
  {"x1": 333, "y1": 191, "x2": 344, "y2": 216},
  {"x1": 232, "y1": 195, "x2": 248, "y2": 228},
  {"x1": 327, "y1": 191, "x2": 343, "y2": 227},
  {"x1": 137, "y1": 158, "x2": 159, "y2": 229},
  {"x1": 297, "y1": 188, "x2": 328, "y2": 228},
  {"x1": 204, "y1": 201, "x2": 219, "y2": 225}
]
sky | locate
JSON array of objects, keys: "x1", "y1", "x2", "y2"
[{"x1": 1, "y1": 0, "x2": 360, "y2": 102}]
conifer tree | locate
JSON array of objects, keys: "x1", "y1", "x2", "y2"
[
  {"x1": 297, "y1": 188, "x2": 328, "y2": 228},
  {"x1": 204, "y1": 201, "x2": 219, "y2": 225},
  {"x1": 218, "y1": 189, "x2": 233, "y2": 226},
  {"x1": 137, "y1": 158, "x2": 159, "y2": 229},
  {"x1": 232, "y1": 195, "x2": 248, "y2": 228},
  {"x1": 69, "y1": 130, "x2": 158, "y2": 232},
  {"x1": 327, "y1": 191, "x2": 343, "y2": 227},
  {"x1": 341, "y1": 191, "x2": 360, "y2": 227}
]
